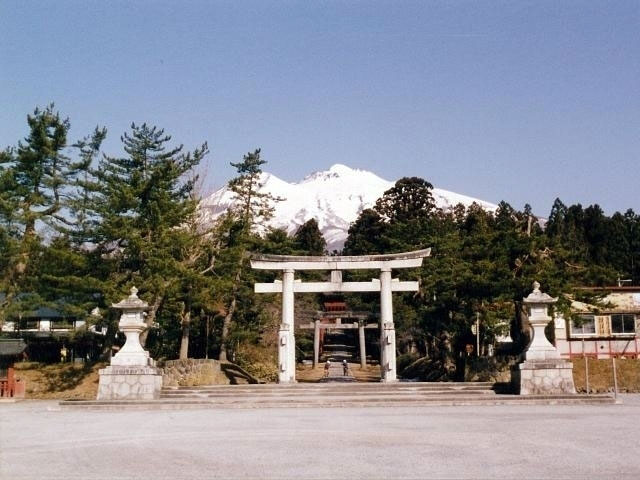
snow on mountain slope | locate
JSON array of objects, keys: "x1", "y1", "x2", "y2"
[{"x1": 199, "y1": 164, "x2": 497, "y2": 251}]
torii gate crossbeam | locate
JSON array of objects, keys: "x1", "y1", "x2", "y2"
[{"x1": 251, "y1": 248, "x2": 430, "y2": 384}]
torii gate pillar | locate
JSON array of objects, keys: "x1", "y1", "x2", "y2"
[
  {"x1": 313, "y1": 320, "x2": 321, "y2": 368},
  {"x1": 379, "y1": 267, "x2": 397, "y2": 382},
  {"x1": 358, "y1": 321, "x2": 366, "y2": 369},
  {"x1": 280, "y1": 269, "x2": 296, "y2": 383}
]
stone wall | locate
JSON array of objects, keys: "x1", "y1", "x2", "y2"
[
  {"x1": 162, "y1": 359, "x2": 229, "y2": 387},
  {"x1": 512, "y1": 360, "x2": 576, "y2": 395},
  {"x1": 97, "y1": 366, "x2": 163, "y2": 400}
]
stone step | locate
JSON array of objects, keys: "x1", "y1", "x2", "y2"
[
  {"x1": 158, "y1": 383, "x2": 497, "y2": 398},
  {"x1": 160, "y1": 381, "x2": 495, "y2": 391},
  {"x1": 60, "y1": 394, "x2": 617, "y2": 410},
  {"x1": 160, "y1": 386, "x2": 496, "y2": 395},
  {"x1": 163, "y1": 394, "x2": 612, "y2": 404},
  {"x1": 322, "y1": 344, "x2": 356, "y2": 350},
  {"x1": 159, "y1": 389, "x2": 497, "y2": 397},
  {"x1": 159, "y1": 389, "x2": 496, "y2": 398},
  {"x1": 321, "y1": 354, "x2": 354, "y2": 360}
]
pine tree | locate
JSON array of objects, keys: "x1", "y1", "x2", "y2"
[
  {"x1": 546, "y1": 198, "x2": 567, "y2": 237},
  {"x1": 293, "y1": 219, "x2": 326, "y2": 255},
  {"x1": 495, "y1": 201, "x2": 516, "y2": 230},
  {"x1": 0, "y1": 106, "x2": 108, "y2": 332},
  {"x1": 623, "y1": 209, "x2": 640, "y2": 283},
  {"x1": 66, "y1": 127, "x2": 108, "y2": 244},
  {"x1": 89, "y1": 123, "x2": 208, "y2": 346},
  {"x1": 217, "y1": 149, "x2": 282, "y2": 360},
  {"x1": 228, "y1": 149, "x2": 281, "y2": 228},
  {"x1": 32, "y1": 127, "x2": 108, "y2": 322},
  {"x1": 0, "y1": 106, "x2": 72, "y2": 302},
  {"x1": 342, "y1": 209, "x2": 388, "y2": 255}
]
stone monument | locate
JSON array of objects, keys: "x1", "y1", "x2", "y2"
[
  {"x1": 97, "y1": 287, "x2": 163, "y2": 400},
  {"x1": 512, "y1": 281, "x2": 576, "y2": 395}
]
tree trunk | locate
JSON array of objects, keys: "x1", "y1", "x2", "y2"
[
  {"x1": 140, "y1": 294, "x2": 163, "y2": 347},
  {"x1": 218, "y1": 296, "x2": 236, "y2": 362},
  {"x1": 218, "y1": 259, "x2": 243, "y2": 362},
  {"x1": 440, "y1": 331, "x2": 456, "y2": 371},
  {"x1": 179, "y1": 309, "x2": 191, "y2": 360},
  {"x1": 15, "y1": 219, "x2": 37, "y2": 276}
]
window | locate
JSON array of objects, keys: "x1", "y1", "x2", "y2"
[
  {"x1": 610, "y1": 314, "x2": 636, "y2": 335},
  {"x1": 570, "y1": 315, "x2": 596, "y2": 336},
  {"x1": 18, "y1": 319, "x2": 38, "y2": 330}
]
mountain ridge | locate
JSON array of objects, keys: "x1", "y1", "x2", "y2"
[{"x1": 199, "y1": 164, "x2": 498, "y2": 251}]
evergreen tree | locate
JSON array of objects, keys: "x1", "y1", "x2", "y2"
[
  {"x1": 228, "y1": 149, "x2": 281, "y2": 228},
  {"x1": 623, "y1": 209, "x2": 640, "y2": 283},
  {"x1": 342, "y1": 209, "x2": 388, "y2": 255},
  {"x1": 546, "y1": 198, "x2": 567, "y2": 237},
  {"x1": 0, "y1": 106, "x2": 72, "y2": 303},
  {"x1": 32, "y1": 127, "x2": 108, "y2": 322},
  {"x1": 66, "y1": 127, "x2": 108, "y2": 244},
  {"x1": 583, "y1": 204, "x2": 609, "y2": 264},
  {"x1": 261, "y1": 228, "x2": 297, "y2": 255},
  {"x1": 217, "y1": 149, "x2": 282, "y2": 360},
  {"x1": 374, "y1": 177, "x2": 436, "y2": 223},
  {"x1": 495, "y1": 201, "x2": 516, "y2": 230},
  {"x1": 89, "y1": 123, "x2": 208, "y2": 346},
  {"x1": 0, "y1": 106, "x2": 109, "y2": 334},
  {"x1": 293, "y1": 219, "x2": 326, "y2": 255},
  {"x1": 606, "y1": 212, "x2": 631, "y2": 278}
]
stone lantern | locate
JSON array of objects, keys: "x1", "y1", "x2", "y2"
[
  {"x1": 97, "y1": 287, "x2": 163, "y2": 400},
  {"x1": 512, "y1": 281, "x2": 576, "y2": 395},
  {"x1": 110, "y1": 287, "x2": 154, "y2": 367},
  {"x1": 522, "y1": 281, "x2": 560, "y2": 361}
]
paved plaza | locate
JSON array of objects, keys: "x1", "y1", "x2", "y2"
[{"x1": 2, "y1": 396, "x2": 640, "y2": 479}]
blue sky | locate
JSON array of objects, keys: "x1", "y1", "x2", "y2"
[{"x1": 1, "y1": 1, "x2": 638, "y2": 216}]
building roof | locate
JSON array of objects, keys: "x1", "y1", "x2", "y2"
[
  {"x1": 571, "y1": 290, "x2": 640, "y2": 314},
  {"x1": 575, "y1": 286, "x2": 640, "y2": 293},
  {"x1": 21, "y1": 306, "x2": 71, "y2": 319},
  {"x1": 0, "y1": 339, "x2": 27, "y2": 356}
]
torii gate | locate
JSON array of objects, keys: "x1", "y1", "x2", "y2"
[{"x1": 251, "y1": 248, "x2": 430, "y2": 383}]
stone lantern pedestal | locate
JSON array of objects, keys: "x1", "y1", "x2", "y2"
[
  {"x1": 512, "y1": 282, "x2": 576, "y2": 395},
  {"x1": 97, "y1": 288, "x2": 163, "y2": 400}
]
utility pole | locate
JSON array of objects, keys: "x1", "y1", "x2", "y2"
[
  {"x1": 582, "y1": 337, "x2": 589, "y2": 395},
  {"x1": 612, "y1": 356, "x2": 619, "y2": 401},
  {"x1": 205, "y1": 315, "x2": 210, "y2": 359},
  {"x1": 475, "y1": 312, "x2": 480, "y2": 357}
]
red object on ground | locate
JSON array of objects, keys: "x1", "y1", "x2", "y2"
[{"x1": 0, "y1": 368, "x2": 25, "y2": 398}]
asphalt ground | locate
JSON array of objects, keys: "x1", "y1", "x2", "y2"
[{"x1": 2, "y1": 395, "x2": 639, "y2": 480}]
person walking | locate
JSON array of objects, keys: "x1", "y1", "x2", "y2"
[
  {"x1": 324, "y1": 360, "x2": 331, "y2": 378},
  {"x1": 342, "y1": 359, "x2": 349, "y2": 376}
]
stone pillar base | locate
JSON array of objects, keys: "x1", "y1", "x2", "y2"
[
  {"x1": 380, "y1": 322, "x2": 397, "y2": 382},
  {"x1": 380, "y1": 377, "x2": 399, "y2": 384},
  {"x1": 512, "y1": 360, "x2": 576, "y2": 395},
  {"x1": 277, "y1": 324, "x2": 296, "y2": 384},
  {"x1": 97, "y1": 366, "x2": 163, "y2": 400}
]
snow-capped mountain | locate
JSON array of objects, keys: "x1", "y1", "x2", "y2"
[{"x1": 199, "y1": 164, "x2": 497, "y2": 251}]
